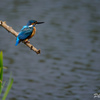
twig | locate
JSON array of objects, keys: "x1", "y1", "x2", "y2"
[{"x1": 0, "y1": 21, "x2": 40, "y2": 54}]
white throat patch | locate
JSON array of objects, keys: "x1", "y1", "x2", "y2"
[{"x1": 29, "y1": 25, "x2": 33, "y2": 27}]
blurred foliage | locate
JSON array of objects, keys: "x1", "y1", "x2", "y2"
[{"x1": 0, "y1": 51, "x2": 13, "y2": 100}]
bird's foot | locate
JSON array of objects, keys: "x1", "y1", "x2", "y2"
[{"x1": 24, "y1": 40, "x2": 30, "y2": 43}]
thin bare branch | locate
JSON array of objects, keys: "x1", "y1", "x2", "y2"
[{"x1": 0, "y1": 21, "x2": 40, "y2": 54}]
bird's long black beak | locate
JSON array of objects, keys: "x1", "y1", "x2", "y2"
[{"x1": 36, "y1": 22, "x2": 44, "y2": 24}]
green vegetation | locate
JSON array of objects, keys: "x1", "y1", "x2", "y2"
[{"x1": 0, "y1": 51, "x2": 13, "y2": 100}]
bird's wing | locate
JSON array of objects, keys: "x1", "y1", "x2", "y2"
[{"x1": 18, "y1": 26, "x2": 33, "y2": 40}]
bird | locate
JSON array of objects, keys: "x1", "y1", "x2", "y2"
[{"x1": 15, "y1": 20, "x2": 44, "y2": 46}]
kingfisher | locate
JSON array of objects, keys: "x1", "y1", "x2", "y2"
[{"x1": 15, "y1": 20, "x2": 44, "y2": 46}]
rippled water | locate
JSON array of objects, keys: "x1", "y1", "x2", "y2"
[{"x1": 0, "y1": 0, "x2": 100, "y2": 100}]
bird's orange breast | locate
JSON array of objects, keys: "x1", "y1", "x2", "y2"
[{"x1": 28, "y1": 27, "x2": 36, "y2": 39}]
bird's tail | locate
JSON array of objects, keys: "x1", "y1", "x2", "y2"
[{"x1": 15, "y1": 37, "x2": 20, "y2": 46}]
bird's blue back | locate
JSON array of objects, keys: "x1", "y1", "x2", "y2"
[{"x1": 18, "y1": 25, "x2": 33, "y2": 40}]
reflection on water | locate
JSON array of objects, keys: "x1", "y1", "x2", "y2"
[{"x1": 0, "y1": 0, "x2": 100, "y2": 100}]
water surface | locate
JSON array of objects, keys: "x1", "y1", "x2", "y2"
[{"x1": 0, "y1": 0, "x2": 100, "y2": 100}]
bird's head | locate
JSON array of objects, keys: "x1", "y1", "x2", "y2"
[{"x1": 27, "y1": 20, "x2": 44, "y2": 26}]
